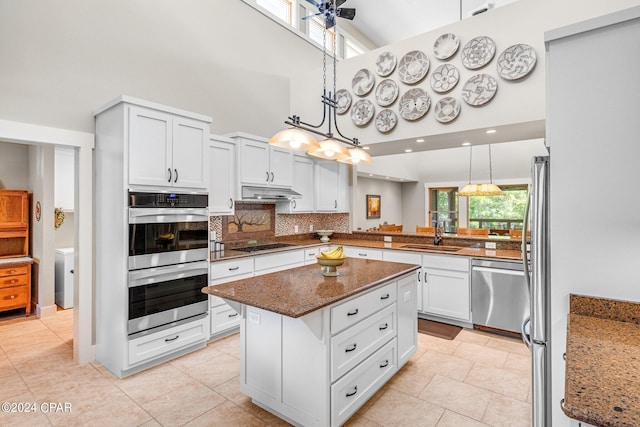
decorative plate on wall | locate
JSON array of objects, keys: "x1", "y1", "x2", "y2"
[
  {"x1": 375, "y1": 109, "x2": 398, "y2": 133},
  {"x1": 375, "y1": 52, "x2": 397, "y2": 76},
  {"x1": 351, "y1": 99, "x2": 375, "y2": 126},
  {"x1": 335, "y1": 89, "x2": 352, "y2": 115},
  {"x1": 399, "y1": 88, "x2": 431, "y2": 121},
  {"x1": 352, "y1": 69, "x2": 375, "y2": 96},
  {"x1": 461, "y1": 36, "x2": 496, "y2": 70},
  {"x1": 497, "y1": 44, "x2": 537, "y2": 80},
  {"x1": 374, "y1": 79, "x2": 399, "y2": 107},
  {"x1": 430, "y1": 64, "x2": 460, "y2": 93},
  {"x1": 462, "y1": 74, "x2": 498, "y2": 106},
  {"x1": 397, "y1": 50, "x2": 430, "y2": 84},
  {"x1": 433, "y1": 33, "x2": 460, "y2": 60},
  {"x1": 434, "y1": 97, "x2": 461, "y2": 123}
]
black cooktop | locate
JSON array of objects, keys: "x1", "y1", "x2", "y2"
[{"x1": 232, "y1": 243, "x2": 299, "y2": 253}]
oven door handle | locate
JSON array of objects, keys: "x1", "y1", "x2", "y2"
[
  {"x1": 129, "y1": 263, "x2": 209, "y2": 287},
  {"x1": 129, "y1": 208, "x2": 209, "y2": 224}
]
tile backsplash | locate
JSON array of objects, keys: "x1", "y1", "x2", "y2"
[{"x1": 276, "y1": 212, "x2": 349, "y2": 235}]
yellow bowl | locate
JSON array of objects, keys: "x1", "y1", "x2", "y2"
[{"x1": 316, "y1": 256, "x2": 345, "y2": 267}]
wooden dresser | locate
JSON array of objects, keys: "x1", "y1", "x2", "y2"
[{"x1": 0, "y1": 190, "x2": 32, "y2": 315}]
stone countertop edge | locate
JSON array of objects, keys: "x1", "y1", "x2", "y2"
[
  {"x1": 203, "y1": 258, "x2": 420, "y2": 318},
  {"x1": 210, "y1": 238, "x2": 522, "y2": 262},
  {"x1": 563, "y1": 294, "x2": 640, "y2": 427}
]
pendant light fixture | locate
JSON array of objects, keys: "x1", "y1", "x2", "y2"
[
  {"x1": 269, "y1": 3, "x2": 372, "y2": 164},
  {"x1": 459, "y1": 144, "x2": 503, "y2": 196}
]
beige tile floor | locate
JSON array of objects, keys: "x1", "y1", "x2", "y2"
[{"x1": 0, "y1": 309, "x2": 532, "y2": 426}]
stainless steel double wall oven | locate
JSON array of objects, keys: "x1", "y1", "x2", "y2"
[{"x1": 127, "y1": 192, "x2": 209, "y2": 337}]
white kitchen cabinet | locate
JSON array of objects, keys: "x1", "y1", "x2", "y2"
[
  {"x1": 382, "y1": 249, "x2": 423, "y2": 311},
  {"x1": 54, "y1": 247, "x2": 74, "y2": 309},
  {"x1": 129, "y1": 105, "x2": 209, "y2": 189},
  {"x1": 303, "y1": 245, "x2": 330, "y2": 265},
  {"x1": 54, "y1": 146, "x2": 75, "y2": 211},
  {"x1": 396, "y1": 273, "x2": 417, "y2": 366},
  {"x1": 569, "y1": 420, "x2": 596, "y2": 427},
  {"x1": 421, "y1": 254, "x2": 470, "y2": 322},
  {"x1": 209, "y1": 135, "x2": 237, "y2": 215},
  {"x1": 342, "y1": 246, "x2": 383, "y2": 260},
  {"x1": 209, "y1": 257, "x2": 254, "y2": 337},
  {"x1": 232, "y1": 133, "x2": 293, "y2": 188},
  {"x1": 254, "y1": 249, "x2": 305, "y2": 274},
  {"x1": 315, "y1": 159, "x2": 340, "y2": 211},
  {"x1": 278, "y1": 155, "x2": 315, "y2": 213}
]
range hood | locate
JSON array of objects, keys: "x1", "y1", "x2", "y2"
[{"x1": 241, "y1": 185, "x2": 301, "y2": 201}]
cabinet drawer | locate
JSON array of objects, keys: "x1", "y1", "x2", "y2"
[
  {"x1": 0, "y1": 273, "x2": 29, "y2": 288},
  {"x1": 210, "y1": 258, "x2": 254, "y2": 283},
  {"x1": 0, "y1": 264, "x2": 29, "y2": 277},
  {"x1": 254, "y1": 250, "x2": 305, "y2": 273},
  {"x1": 331, "y1": 338, "x2": 397, "y2": 427},
  {"x1": 422, "y1": 253, "x2": 469, "y2": 272},
  {"x1": 331, "y1": 282, "x2": 396, "y2": 334},
  {"x1": 342, "y1": 246, "x2": 383, "y2": 260},
  {"x1": 331, "y1": 304, "x2": 396, "y2": 381},
  {"x1": 0, "y1": 285, "x2": 29, "y2": 310},
  {"x1": 128, "y1": 316, "x2": 208, "y2": 365},
  {"x1": 210, "y1": 304, "x2": 240, "y2": 334}
]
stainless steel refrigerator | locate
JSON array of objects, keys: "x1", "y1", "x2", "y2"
[{"x1": 522, "y1": 155, "x2": 550, "y2": 427}]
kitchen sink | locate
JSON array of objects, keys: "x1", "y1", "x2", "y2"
[
  {"x1": 231, "y1": 243, "x2": 299, "y2": 253},
  {"x1": 400, "y1": 244, "x2": 461, "y2": 252}
]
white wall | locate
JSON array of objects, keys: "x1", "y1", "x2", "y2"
[
  {"x1": 0, "y1": 141, "x2": 30, "y2": 189},
  {"x1": 354, "y1": 177, "x2": 403, "y2": 230}
]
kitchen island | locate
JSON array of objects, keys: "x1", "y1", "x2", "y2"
[{"x1": 203, "y1": 257, "x2": 420, "y2": 426}]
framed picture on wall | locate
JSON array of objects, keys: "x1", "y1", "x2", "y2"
[{"x1": 366, "y1": 195, "x2": 381, "y2": 219}]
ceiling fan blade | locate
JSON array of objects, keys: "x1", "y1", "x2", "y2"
[
  {"x1": 325, "y1": 15, "x2": 336, "y2": 29},
  {"x1": 335, "y1": 0, "x2": 348, "y2": 7},
  {"x1": 302, "y1": 11, "x2": 322, "y2": 20},
  {"x1": 336, "y1": 7, "x2": 356, "y2": 20},
  {"x1": 305, "y1": 0, "x2": 323, "y2": 8}
]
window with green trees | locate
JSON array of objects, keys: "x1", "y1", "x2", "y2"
[
  {"x1": 467, "y1": 185, "x2": 528, "y2": 231},
  {"x1": 428, "y1": 187, "x2": 458, "y2": 233}
]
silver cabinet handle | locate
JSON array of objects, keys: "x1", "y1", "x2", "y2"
[
  {"x1": 418, "y1": 270, "x2": 421, "y2": 282},
  {"x1": 292, "y1": 200, "x2": 296, "y2": 209},
  {"x1": 358, "y1": 253, "x2": 367, "y2": 257},
  {"x1": 334, "y1": 200, "x2": 337, "y2": 209},
  {"x1": 229, "y1": 198, "x2": 233, "y2": 209},
  {"x1": 174, "y1": 168, "x2": 178, "y2": 182},
  {"x1": 228, "y1": 312, "x2": 239, "y2": 318},
  {"x1": 228, "y1": 266, "x2": 240, "y2": 271},
  {"x1": 164, "y1": 335, "x2": 179, "y2": 343},
  {"x1": 424, "y1": 272, "x2": 428, "y2": 283},
  {"x1": 270, "y1": 172, "x2": 274, "y2": 182},
  {"x1": 168, "y1": 168, "x2": 172, "y2": 183},
  {"x1": 266, "y1": 171, "x2": 269, "y2": 182}
]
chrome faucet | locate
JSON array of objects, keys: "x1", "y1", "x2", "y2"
[{"x1": 434, "y1": 222, "x2": 443, "y2": 246}]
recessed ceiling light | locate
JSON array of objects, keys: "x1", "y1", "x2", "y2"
[
  {"x1": 486, "y1": 129, "x2": 496, "y2": 134},
  {"x1": 385, "y1": 176, "x2": 390, "y2": 179},
  {"x1": 405, "y1": 149, "x2": 413, "y2": 153},
  {"x1": 368, "y1": 173, "x2": 373, "y2": 176},
  {"x1": 416, "y1": 139, "x2": 424, "y2": 143},
  {"x1": 362, "y1": 146, "x2": 370, "y2": 150},
  {"x1": 462, "y1": 141, "x2": 471, "y2": 146}
]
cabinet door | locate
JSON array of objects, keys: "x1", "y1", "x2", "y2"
[
  {"x1": 269, "y1": 146, "x2": 293, "y2": 187},
  {"x1": 0, "y1": 190, "x2": 29, "y2": 228},
  {"x1": 315, "y1": 160, "x2": 339, "y2": 211},
  {"x1": 171, "y1": 116, "x2": 208, "y2": 189},
  {"x1": 54, "y1": 147, "x2": 75, "y2": 211},
  {"x1": 422, "y1": 268, "x2": 470, "y2": 321},
  {"x1": 239, "y1": 140, "x2": 270, "y2": 185},
  {"x1": 397, "y1": 274, "x2": 418, "y2": 366},
  {"x1": 291, "y1": 155, "x2": 314, "y2": 212},
  {"x1": 128, "y1": 106, "x2": 173, "y2": 186},
  {"x1": 209, "y1": 138, "x2": 236, "y2": 215}
]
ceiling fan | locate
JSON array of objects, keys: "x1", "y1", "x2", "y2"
[{"x1": 304, "y1": 0, "x2": 356, "y2": 29}]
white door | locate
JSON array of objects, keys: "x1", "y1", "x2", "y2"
[
  {"x1": 422, "y1": 268, "x2": 470, "y2": 321},
  {"x1": 315, "y1": 160, "x2": 339, "y2": 211},
  {"x1": 269, "y1": 146, "x2": 293, "y2": 187},
  {"x1": 292, "y1": 155, "x2": 314, "y2": 212},
  {"x1": 209, "y1": 138, "x2": 236, "y2": 215},
  {"x1": 128, "y1": 106, "x2": 172, "y2": 186},
  {"x1": 239, "y1": 140, "x2": 270, "y2": 185},
  {"x1": 171, "y1": 116, "x2": 208, "y2": 189}
]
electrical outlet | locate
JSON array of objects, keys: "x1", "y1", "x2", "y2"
[
  {"x1": 309, "y1": 224, "x2": 314, "y2": 232},
  {"x1": 248, "y1": 312, "x2": 260, "y2": 325},
  {"x1": 294, "y1": 225, "x2": 299, "y2": 233},
  {"x1": 383, "y1": 236, "x2": 392, "y2": 242},
  {"x1": 485, "y1": 242, "x2": 497, "y2": 249}
]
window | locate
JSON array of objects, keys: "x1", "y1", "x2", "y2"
[
  {"x1": 467, "y1": 185, "x2": 528, "y2": 233},
  {"x1": 308, "y1": 17, "x2": 335, "y2": 51},
  {"x1": 256, "y1": 0, "x2": 294, "y2": 25},
  {"x1": 428, "y1": 187, "x2": 458, "y2": 233}
]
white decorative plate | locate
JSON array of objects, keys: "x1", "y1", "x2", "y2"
[
  {"x1": 399, "y1": 88, "x2": 431, "y2": 121},
  {"x1": 397, "y1": 50, "x2": 430, "y2": 84},
  {"x1": 352, "y1": 69, "x2": 375, "y2": 96},
  {"x1": 430, "y1": 64, "x2": 460, "y2": 93},
  {"x1": 433, "y1": 33, "x2": 460, "y2": 60},
  {"x1": 375, "y1": 52, "x2": 397, "y2": 77},
  {"x1": 497, "y1": 44, "x2": 537, "y2": 80},
  {"x1": 335, "y1": 89, "x2": 352, "y2": 115},
  {"x1": 375, "y1": 109, "x2": 398, "y2": 133},
  {"x1": 374, "y1": 79, "x2": 399, "y2": 107},
  {"x1": 462, "y1": 74, "x2": 498, "y2": 106},
  {"x1": 461, "y1": 36, "x2": 496, "y2": 70},
  {"x1": 351, "y1": 99, "x2": 375, "y2": 126},
  {"x1": 434, "y1": 97, "x2": 461, "y2": 123}
]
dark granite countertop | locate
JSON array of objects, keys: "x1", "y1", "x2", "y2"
[
  {"x1": 563, "y1": 294, "x2": 640, "y2": 427},
  {"x1": 203, "y1": 257, "x2": 420, "y2": 318}
]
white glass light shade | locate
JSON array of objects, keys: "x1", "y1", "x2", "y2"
[
  {"x1": 269, "y1": 128, "x2": 320, "y2": 152},
  {"x1": 307, "y1": 138, "x2": 350, "y2": 160},
  {"x1": 458, "y1": 183, "x2": 503, "y2": 196},
  {"x1": 338, "y1": 147, "x2": 373, "y2": 164}
]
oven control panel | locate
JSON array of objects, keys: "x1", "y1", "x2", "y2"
[{"x1": 129, "y1": 192, "x2": 208, "y2": 208}]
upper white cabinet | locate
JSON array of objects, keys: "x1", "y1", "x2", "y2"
[
  {"x1": 54, "y1": 146, "x2": 75, "y2": 211},
  {"x1": 231, "y1": 133, "x2": 293, "y2": 188},
  {"x1": 128, "y1": 105, "x2": 209, "y2": 189},
  {"x1": 209, "y1": 135, "x2": 237, "y2": 215},
  {"x1": 315, "y1": 159, "x2": 339, "y2": 211},
  {"x1": 278, "y1": 155, "x2": 315, "y2": 213}
]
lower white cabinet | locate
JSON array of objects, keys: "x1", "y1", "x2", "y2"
[
  {"x1": 253, "y1": 249, "x2": 305, "y2": 274},
  {"x1": 343, "y1": 246, "x2": 383, "y2": 260},
  {"x1": 210, "y1": 301, "x2": 241, "y2": 335},
  {"x1": 421, "y1": 254, "x2": 470, "y2": 322},
  {"x1": 241, "y1": 272, "x2": 417, "y2": 427}
]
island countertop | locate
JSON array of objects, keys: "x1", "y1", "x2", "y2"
[{"x1": 202, "y1": 257, "x2": 420, "y2": 318}]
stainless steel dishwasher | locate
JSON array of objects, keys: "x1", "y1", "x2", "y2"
[{"x1": 471, "y1": 259, "x2": 529, "y2": 334}]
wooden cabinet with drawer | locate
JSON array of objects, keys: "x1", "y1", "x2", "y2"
[
  {"x1": 0, "y1": 190, "x2": 29, "y2": 258},
  {"x1": 0, "y1": 262, "x2": 31, "y2": 314}
]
